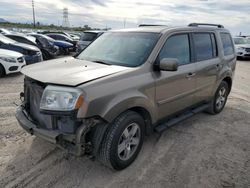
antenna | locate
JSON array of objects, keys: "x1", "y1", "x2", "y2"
[
  {"x1": 62, "y1": 8, "x2": 70, "y2": 28},
  {"x1": 32, "y1": 0, "x2": 36, "y2": 27}
]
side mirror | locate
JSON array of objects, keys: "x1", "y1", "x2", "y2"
[{"x1": 159, "y1": 58, "x2": 179, "y2": 71}]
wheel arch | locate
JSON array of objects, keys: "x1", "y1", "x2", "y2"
[
  {"x1": 125, "y1": 106, "x2": 153, "y2": 135},
  {"x1": 222, "y1": 76, "x2": 232, "y2": 93},
  {"x1": 0, "y1": 63, "x2": 6, "y2": 76},
  {"x1": 100, "y1": 95, "x2": 157, "y2": 127}
]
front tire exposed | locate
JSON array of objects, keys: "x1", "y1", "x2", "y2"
[
  {"x1": 207, "y1": 81, "x2": 229, "y2": 114},
  {"x1": 98, "y1": 111, "x2": 145, "y2": 170},
  {"x1": 0, "y1": 64, "x2": 6, "y2": 77}
]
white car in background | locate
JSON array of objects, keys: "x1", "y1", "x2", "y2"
[
  {"x1": 0, "y1": 49, "x2": 26, "y2": 77},
  {"x1": 233, "y1": 37, "x2": 250, "y2": 59}
]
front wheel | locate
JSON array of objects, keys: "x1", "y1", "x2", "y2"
[
  {"x1": 207, "y1": 81, "x2": 229, "y2": 114},
  {"x1": 98, "y1": 111, "x2": 145, "y2": 170}
]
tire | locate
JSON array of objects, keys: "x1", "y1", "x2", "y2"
[
  {"x1": 98, "y1": 111, "x2": 145, "y2": 170},
  {"x1": 206, "y1": 81, "x2": 229, "y2": 114},
  {"x1": 59, "y1": 47, "x2": 68, "y2": 55},
  {"x1": 0, "y1": 64, "x2": 6, "y2": 77},
  {"x1": 42, "y1": 50, "x2": 50, "y2": 60}
]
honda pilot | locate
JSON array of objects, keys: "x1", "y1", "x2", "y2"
[{"x1": 16, "y1": 23, "x2": 236, "y2": 170}]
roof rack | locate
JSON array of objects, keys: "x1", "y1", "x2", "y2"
[
  {"x1": 138, "y1": 24, "x2": 166, "y2": 27},
  {"x1": 188, "y1": 23, "x2": 224, "y2": 28}
]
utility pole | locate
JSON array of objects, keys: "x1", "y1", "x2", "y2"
[
  {"x1": 32, "y1": 0, "x2": 36, "y2": 27},
  {"x1": 123, "y1": 18, "x2": 126, "y2": 28}
]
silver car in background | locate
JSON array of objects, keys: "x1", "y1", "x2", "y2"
[{"x1": 233, "y1": 37, "x2": 250, "y2": 59}]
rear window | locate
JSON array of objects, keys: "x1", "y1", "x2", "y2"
[
  {"x1": 193, "y1": 33, "x2": 217, "y2": 61},
  {"x1": 220, "y1": 33, "x2": 234, "y2": 56},
  {"x1": 80, "y1": 33, "x2": 98, "y2": 41}
]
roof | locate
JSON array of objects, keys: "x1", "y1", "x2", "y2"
[
  {"x1": 5, "y1": 33, "x2": 36, "y2": 42},
  {"x1": 111, "y1": 25, "x2": 229, "y2": 34}
]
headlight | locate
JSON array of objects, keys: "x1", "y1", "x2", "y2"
[
  {"x1": 40, "y1": 86, "x2": 84, "y2": 111},
  {"x1": 0, "y1": 57, "x2": 16, "y2": 63},
  {"x1": 237, "y1": 46, "x2": 246, "y2": 50}
]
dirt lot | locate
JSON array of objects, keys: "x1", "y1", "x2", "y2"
[{"x1": 0, "y1": 60, "x2": 249, "y2": 188}]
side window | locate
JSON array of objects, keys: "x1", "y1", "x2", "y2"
[
  {"x1": 50, "y1": 35, "x2": 57, "y2": 39},
  {"x1": 159, "y1": 34, "x2": 190, "y2": 65},
  {"x1": 58, "y1": 35, "x2": 64, "y2": 40},
  {"x1": 17, "y1": 37, "x2": 31, "y2": 45},
  {"x1": 220, "y1": 33, "x2": 234, "y2": 56},
  {"x1": 193, "y1": 33, "x2": 216, "y2": 61}
]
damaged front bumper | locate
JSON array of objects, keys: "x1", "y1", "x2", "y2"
[{"x1": 16, "y1": 105, "x2": 95, "y2": 156}]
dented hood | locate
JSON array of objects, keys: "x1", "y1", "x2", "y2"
[{"x1": 21, "y1": 57, "x2": 129, "y2": 86}]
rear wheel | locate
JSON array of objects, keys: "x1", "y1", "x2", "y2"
[
  {"x1": 98, "y1": 111, "x2": 145, "y2": 170},
  {"x1": 207, "y1": 81, "x2": 229, "y2": 114},
  {"x1": 0, "y1": 64, "x2": 6, "y2": 77}
]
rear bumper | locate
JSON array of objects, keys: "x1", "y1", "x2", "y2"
[{"x1": 15, "y1": 105, "x2": 92, "y2": 156}]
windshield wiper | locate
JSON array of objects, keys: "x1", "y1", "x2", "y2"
[{"x1": 92, "y1": 60, "x2": 111, "y2": 65}]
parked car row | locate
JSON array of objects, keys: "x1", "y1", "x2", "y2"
[
  {"x1": 0, "y1": 34, "x2": 42, "y2": 65},
  {"x1": 0, "y1": 28, "x2": 105, "y2": 77}
]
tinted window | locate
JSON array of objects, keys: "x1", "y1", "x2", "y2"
[
  {"x1": 80, "y1": 33, "x2": 97, "y2": 41},
  {"x1": 220, "y1": 33, "x2": 234, "y2": 56},
  {"x1": 193, "y1": 33, "x2": 215, "y2": 61},
  {"x1": 16, "y1": 36, "x2": 34, "y2": 45},
  {"x1": 49, "y1": 35, "x2": 61, "y2": 40},
  {"x1": 159, "y1": 34, "x2": 190, "y2": 65}
]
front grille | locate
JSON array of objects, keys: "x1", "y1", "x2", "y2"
[
  {"x1": 17, "y1": 57, "x2": 24, "y2": 63},
  {"x1": 245, "y1": 48, "x2": 250, "y2": 52},
  {"x1": 24, "y1": 77, "x2": 53, "y2": 129}
]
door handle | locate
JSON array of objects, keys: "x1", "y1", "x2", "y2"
[{"x1": 186, "y1": 72, "x2": 196, "y2": 78}]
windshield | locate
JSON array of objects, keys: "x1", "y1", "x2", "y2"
[
  {"x1": 80, "y1": 32, "x2": 98, "y2": 41},
  {"x1": 77, "y1": 32, "x2": 160, "y2": 67},
  {"x1": 234, "y1": 38, "x2": 249, "y2": 45},
  {"x1": 41, "y1": 35, "x2": 55, "y2": 43},
  {"x1": 0, "y1": 34, "x2": 16, "y2": 44}
]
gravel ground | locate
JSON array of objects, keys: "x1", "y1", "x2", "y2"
[{"x1": 0, "y1": 60, "x2": 249, "y2": 188}]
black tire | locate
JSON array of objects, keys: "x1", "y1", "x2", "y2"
[
  {"x1": 59, "y1": 47, "x2": 69, "y2": 55},
  {"x1": 206, "y1": 81, "x2": 229, "y2": 114},
  {"x1": 98, "y1": 111, "x2": 145, "y2": 170},
  {"x1": 0, "y1": 64, "x2": 6, "y2": 77},
  {"x1": 41, "y1": 50, "x2": 49, "y2": 60}
]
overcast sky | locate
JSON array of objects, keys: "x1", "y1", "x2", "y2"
[{"x1": 0, "y1": 0, "x2": 250, "y2": 35}]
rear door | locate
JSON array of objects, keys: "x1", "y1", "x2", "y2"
[
  {"x1": 192, "y1": 32, "x2": 220, "y2": 103},
  {"x1": 155, "y1": 33, "x2": 196, "y2": 119}
]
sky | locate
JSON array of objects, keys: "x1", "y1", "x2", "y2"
[{"x1": 0, "y1": 0, "x2": 250, "y2": 35}]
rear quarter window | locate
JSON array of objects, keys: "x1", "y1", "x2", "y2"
[{"x1": 220, "y1": 33, "x2": 234, "y2": 56}]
